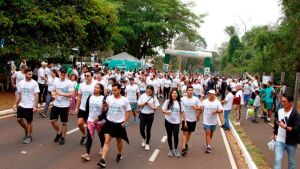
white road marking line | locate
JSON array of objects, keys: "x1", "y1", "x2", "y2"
[
  {"x1": 0, "y1": 114, "x2": 15, "y2": 119},
  {"x1": 217, "y1": 116, "x2": 238, "y2": 169},
  {"x1": 66, "y1": 128, "x2": 79, "y2": 135},
  {"x1": 161, "y1": 136, "x2": 167, "y2": 143},
  {"x1": 149, "y1": 149, "x2": 160, "y2": 162}
]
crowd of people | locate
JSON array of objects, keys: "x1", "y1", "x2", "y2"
[{"x1": 10, "y1": 61, "x2": 300, "y2": 169}]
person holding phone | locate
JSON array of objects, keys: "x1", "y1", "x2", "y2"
[
  {"x1": 137, "y1": 85, "x2": 160, "y2": 151},
  {"x1": 273, "y1": 95, "x2": 300, "y2": 169}
]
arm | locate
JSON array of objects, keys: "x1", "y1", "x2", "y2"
[
  {"x1": 75, "y1": 94, "x2": 82, "y2": 114},
  {"x1": 121, "y1": 111, "x2": 130, "y2": 127},
  {"x1": 11, "y1": 76, "x2": 16, "y2": 87},
  {"x1": 33, "y1": 93, "x2": 39, "y2": 112},
  {"x1": 13, "y1": 92, "x2": 21, "y2": 110},
  {"x1": 245, "y1": 72, "x2": 255, "y2": 81}
]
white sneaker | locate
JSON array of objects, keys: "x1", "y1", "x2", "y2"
[
  {"x1": 81, "y1": 153, "x2": 91, "y2": 161},
  {"x1": 141, "y1": 140, "x2": 146, "y2": 147},
  {"x1": 145, "y1": 144, "x2": 150, "y2": 151},
  {"x1": 234, "y1": 122, "x2": 240, "y2": 125}
]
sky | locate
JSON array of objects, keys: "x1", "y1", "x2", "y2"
[{"x1": 183, "y1": 0, "x2": 283, "y2": 51}]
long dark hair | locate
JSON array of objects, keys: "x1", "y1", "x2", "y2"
[
  {"x1": 146, "y1": 85, "x2": 155, "y2": 96},
  {"x1": 95, "y1": 83, "x2": 105, "y2": 96},
  {"x1": 167, "y1": 89, "x2": 182, "y2": 112}
]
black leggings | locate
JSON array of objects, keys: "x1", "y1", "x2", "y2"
[
  {"x1": 139, "y1": 113, "x2": 154, "y2": 144},
  {"x1": 164, "y1": 120, "x2": 180, "y2": 150},
  {"x1": 38, "y1": 83, "x2": 45, "y2": 103},
  {"x1": 164, "y1": 87, "x2": 170, "y2": 100},
  {"x1": 85, "y1": 128, "x2": 105, "y2": 154}
]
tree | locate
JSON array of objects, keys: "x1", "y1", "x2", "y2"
[{"x1": 111, "y1": 0, "x2": 205, "y2": 59}]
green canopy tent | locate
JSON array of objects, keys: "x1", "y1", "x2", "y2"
[{"x1": 104, "y1": 52, "x2": 141, "y2": 71}]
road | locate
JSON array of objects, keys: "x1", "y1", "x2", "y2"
[{"x1": 0, "y1": 104, "x2": 236, "y2": 169}]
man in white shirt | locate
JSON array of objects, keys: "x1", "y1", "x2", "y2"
[
  {"x1": 125, "y1": 78, "x2": 140, "y2": 124},
  {"x1": 98, "y1": 83, "x2": 131, "y2": 168},
  {"x1": 37, "y1": 61, "x2": 47, "y2": 103},
  {"x1": 221, "y1": 87, "x2": 234, "y2": 130},
  {"x1": 11, "y1": 64, "x2": 26, "y2": 95},
  {"x1": 75, "y1": 71, "x2": 96, "y2": 145},
  {"x1": 13, "y1": 68, "x2": 40, "y2": 144},
  {"x1": 50, "y1": 67, "x2": 75, "y2": 145},
  {"x1": 181, "y1": 86, "x2": 202, "y2": 156},
  {"x1": 202, "y1": 90, "x2": 223, "y2": 153}
]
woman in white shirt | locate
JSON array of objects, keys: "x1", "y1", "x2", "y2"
[
  {"x1": 162, "y1": 89, "x2": 186, "y2": 158},
  {"x1": 81, "y1": 83, "x2": 106, "y2": 161},
  {"x1": 137, "y1": 85, "x2": 160, "y2": 151},
  {"x1": 163, "y1": 75, "x2": 172, "y2": 100},
  {"x1": 41, "y1": 69, "x2": 58, "y2": 117}
]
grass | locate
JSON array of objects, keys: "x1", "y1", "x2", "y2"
[{"x1": 229, "y1": 113, "x2": 270, "y2": 169}]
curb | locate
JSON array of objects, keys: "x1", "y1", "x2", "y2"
[
  {"x1": 230, "y1": 120, "x2": 258, "y2": 169},
  {"x1": 0, "y1": 103, "x2": 51, "y2": 116}
]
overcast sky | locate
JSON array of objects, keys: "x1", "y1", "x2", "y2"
[{"x1": 183, "y1": 0, "x2": 283, "y2": 51}]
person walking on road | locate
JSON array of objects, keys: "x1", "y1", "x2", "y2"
[
  {"x1": 125, "y1": 78, "x2": 140, "y2": 124},
  {"x1": 37, "y1": 61, "x2": 47, "y2": 104},
  {"x1": 75, "y1": 71, "x2": 96, "y2": 145},
  {"x1": 273, "y1": 95, "x2": 300, "y2": 169},
  {"x1": 98, "y1": 83, "x2": 131, "y2": 168},
  {"x1": 13, "y1": 68, "x2": 40, "y2": 144},
  {"x1": 137, "y1": 85, "x2": 160, "y2": 151},
  {"x1": 221, "y1": 86, "x2": 234, "y2": 130},
  {"x1": 81, "y1": 83, "x2": 106, "y2": 161},
  {"x1": 202, "y1": 90, "x2": 223, "y2": 153},
  {"x1": 181, "y1": 86, "x2": 202, "y2": 156},
  {"x1": 162, "y1": 89, "x2": 186, "y2": 158},
  {"x1": 50, "y1": 67, "x2": 75, "y2": 145},
  {"x1": 265, "y1": 81, "x2": 275, "y2": 122}
]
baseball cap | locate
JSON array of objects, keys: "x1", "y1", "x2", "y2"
[
  {"x1": 208, "y1": 90, "x2": 216, "y2": 95},
  {"x1": 41, "y1": 61, "x2": 47, "y2": 65}
]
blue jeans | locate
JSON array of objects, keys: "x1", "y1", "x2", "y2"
[
  {"x1": 274, "y1": 141, "x2": 297, "y2": 169},
  {"x1": 244, "y1": 94, "x2": 250, "y2": 105},
  {"x1": 224, "y1": 110, "x2": 231, "y2": 129},
  {"x1": 43, "y1": 91, "x2": 52, "y2": 115}
]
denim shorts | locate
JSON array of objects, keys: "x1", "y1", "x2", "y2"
[
  {"x1": 130, "y1": 102, "x2": 138, "y2": 112},
  {"x1": 203, "y1": 124, "x2": 216, "y2": 131}
]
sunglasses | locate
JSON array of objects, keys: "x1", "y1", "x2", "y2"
[{"x1": 85, "y1": 75, "x2": 91, "y2": 77}]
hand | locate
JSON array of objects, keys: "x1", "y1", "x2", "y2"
[
  {"x1": 196, "y1": 115, "x2": 200, "y2": 122},
  {"x1": 12, "y1": 104, "x2": 17, "y2": 111},
  {"x1": 164, "y1": 111, "x2": 171, "y2": 116},
  {"x1": 277, "y1": 121, "x2": 286, "y2": 129},
  {"x1": 184, "y1": 122, "x2": 188, "y2": 128},
  {"x1": 272, "y1": 135, "x2": 276, "y2": 141},
  {"x1": 144, "y1": 102, "x2": 148, "y2": 106},
  {"x1": 212, "y1": 110, "x2": 217, "y2": 115},
  {"x1": 121, "y1": 122, "x2": 126, "y2": 128},
  {"x1": 74, "y1": 108, "x2": 79, "y2": 115},
  {"x1": 33, "y1": 106, "x2": 38, "y2": 113}
]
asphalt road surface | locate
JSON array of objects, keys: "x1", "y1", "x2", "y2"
[{"x1": 0, "y1": 105, "x2": 236, "y2": 169}]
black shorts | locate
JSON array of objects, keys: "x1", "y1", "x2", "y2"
[
  {"x1": 17, "y1": 106, "x2": 33, "y2": 123},
  {"x1": 103, "y1": 120, "x2": 129, "y2": 144},
  {"x1": 78, "y1": 109, "x2": 88, "y2": 122},
  {"x1": 181, "y1": 121, "x2": 197, "y2": 132},
  {"x1": 50, "y1": 106, "x2": 68, "y2": 123}
]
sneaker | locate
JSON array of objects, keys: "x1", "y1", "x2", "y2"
[
  {"x1": 168, "y1": 150, "x2": 174, "y2": 157},
  {"x1": 205, "y1": 146, "x2": 212, "y2": 153},
  {"x1": 54, "y1": 133, "x2": 62, "y2": 142},
  {"x1": 234, "y1": 122, "x2": 240, "y2": 125},
  {"x1": 59, "y1": 137, "x2": 65, "y2": 145},
  {"x1": 97, "y1": 159, "x2": 106, "y2": 168},
  {"x1": 220, "y1": 124, "x2": 225, "y2": 128},
  {"x1": 23, "y1": 136, "x2": 32, "y2": 144},
  {"x1": 182, "y1": 148, "x2": 187, "y2": 156},
  {"x1": 80, "y1": 136, "x2": 87, "y2": 145},
  {"x1": 133, "y1": 117, "x2": 138, "y2": 124},
  {"x1": 23, "y1": 132, "x2": 28, "y2": 141},
  {"x1": 174, "y1": 149, "x2": 181, "y2": 157},
  {"x1": 81, "y1": 153, "x2": 91, "y2": 161},
  {"x1": 224, "y1": 127, "x2": 230, "y2": 130},
  {"x1": 266, "y1": 117, "x2": 271, "y2": 122},
  {"x1": 145, "y1": 144, "x2": 150, "y2": 151},
  {"x1": 141, "y1": 140, "x2": 146, "y2": 147},
  {"x1": 39, "y1": 112, "x2": 46, "y2": 118},
  {"x1": 116, "y1": 154, "x2": 123, "y2": 163}
]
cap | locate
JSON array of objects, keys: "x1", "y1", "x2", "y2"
[
  {"x1": 208, "y1": 90, "x2": 216, "y2": 95},
  {"x1": 41, "y1": 61, "x2": 47, "y2": 65},
  {"x1": 59, "y1": 66, "x2": 67, "y2": 73}
]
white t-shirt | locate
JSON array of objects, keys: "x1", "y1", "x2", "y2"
[
  {"x1": 276, "y1": 108, "x2": 292, "y2": 143},
  {"x1": 202, "y1": 99, "x2": 223, "y2": 125},
  {"x1": 171, "y1": 78, "x2": 179, "y2": 88},
  {"x1": 192, "y1": 83, "x2": 204, "y2": 96},
  {"x1": 138, "y1": 81, "x2": 147, "y2": 92},
  {"x1": 181, "y1": 85, "x2": 187, "y2": 97},
  {"x1": 53, "y1": 78, "x2": 74, "y2": 107},
  {"x1": 37, "y1": 67, "x2": 46, "y2": 84},
  {"x1": 44, "y1": 67, "x2": 51, "y2": 76},
  {"x1": 87, "y1": 95, "x2": 105, "y2": 124},
  {"x1": 78, "y1": 81, "x2": 96, "y2": 111},
  {"x1": 235, "y1": 90, "x2": 245, "y2": 105},
  {"x1": 253, "y1": 95, "x2": 261, "y2": 107},
  {"x1": 162, "y1": 100, "x2": 185, "y2": 124},
  {"x1": 181, "y1": 96, "x2": 202, "y2": 122},
  {"x1": 12, "y1": 71, "x2": 25, "y2": 88},
  {"x1": 125, "y1": 84, "x2": 140, "y2": 103},
  {"x1": 164, "y1": 79, "x2": 172, "y2": 88},
  {"x1": 137, "y1": 94, "x2": 160, "y2": 114},
  {"x1": 223, "y1": 92, "x2": 234, "y2": 111},
  {"x1": 106, "y1": 96, "x2": 131, "y2": 123},
  {"x1": 231, "y1": 82, "x2": 237, "y2": 92},
  {"x1": 47, "y1": 76, "x2": 57, "y2": 92},
  {"x1": 18, "y1": 79, "x2": 40, "y2": 108},
  {"x1": 147, "y1": 79, "x2": 158, "y2": 92},
  {"x1": 80, "y1": 73, "x2": 86, "y2": 83},
  {"x1": 243, "y1": 83, "x2": 251, "y2": 95}
]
